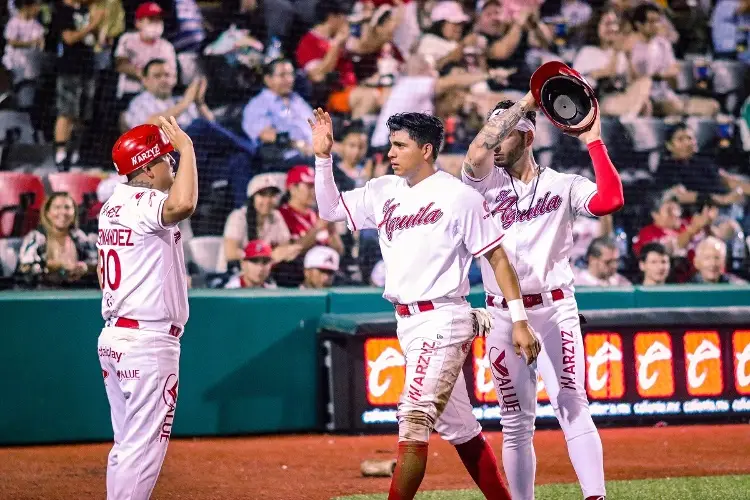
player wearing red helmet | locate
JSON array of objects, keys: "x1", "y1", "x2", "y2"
[{"x1": 97, "y1": 116, "x2": 197, "y2": 499}]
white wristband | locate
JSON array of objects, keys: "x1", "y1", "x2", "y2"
[
  {"x1": 315, "y1": 155, "x2": 333, "y2": 169},
  {"x1": 507, "y1": 299, "x2": 528, "y2": 323}
]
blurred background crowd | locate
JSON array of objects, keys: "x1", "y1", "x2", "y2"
[{"x1": 1, "y1": 0, "x2": 750, "y2": 291}]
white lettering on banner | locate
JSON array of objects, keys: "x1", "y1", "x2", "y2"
[
  {"x1": 637, "y1": 341, "x2": 672, "y2": 390},
  {"x1": 633, "y1": 400, "x2": 682, "y2": 415},
  {"x1": 732, "y1": 397, "x2": 750, "y2": 412},
  {"x1": 131, "y1": 145, "x2": 161, "y2": 166},
  {"x1": 362, "y1": 408, "x2": 398, "y2": 424},
  {"x1": 474, "y1": 355, "x2": 494, "y2": 396},
  {"x1": 736, "y1": 344, "x2": 750, "y2": 388},
  {"x1": 367, "y1": 347, "x2": 405, "y2": 398},
  {"x1": 686, "y1": 340, "x2": 721, "y2": 388},
  {"x1": 586, "y1": 342, "x2": 623, "y2": 392},
  {"x1": 683, "y1": 398, "x2": 730, "y2": 414},
  {"x1": 588, "y1": 402, "x2": 632, "y2": 417}
]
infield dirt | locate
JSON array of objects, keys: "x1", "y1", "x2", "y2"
[{"x1": 0, "y1": 424, "x2": 748, "y2": 500}]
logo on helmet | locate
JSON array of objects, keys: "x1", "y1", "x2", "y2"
[{"x1": 131, "y1": 144, "x2": 161, "y2": 166}]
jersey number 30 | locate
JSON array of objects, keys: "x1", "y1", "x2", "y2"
[{"x1": 99, "y1": 249, "x2": 121, "y2": 290}]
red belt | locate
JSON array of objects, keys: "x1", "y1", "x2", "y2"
[
  {"x1": 394, "y1": 300, "x2": 435, "y2": 317},
  {"x1": 114, "y1": 317, "x2": 182, "y2": 338},
  {"x1": 486, "y1": 289, "x2": 564, "y2": 309}
]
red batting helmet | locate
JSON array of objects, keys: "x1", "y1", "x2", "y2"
[
  {"x1": 111, "y1": 124, "x2": 174, "y2": 176},
  {"x1": 530, "y1": 61, "x2": 599, "y2": 134}
]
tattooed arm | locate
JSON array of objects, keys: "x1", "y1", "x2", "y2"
[{"x1": 462, "y1": 91, "x2": 536, "y2": 179}]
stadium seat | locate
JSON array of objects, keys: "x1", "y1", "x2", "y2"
[
  {"x1": 675, "y1": 60, "x2": 694, "y2": 93},
  {"x1": 712, "y1": 60, "x2": 745, "y2": 95},
  {"x1": 0, "y1": 172, "x2": 45, "y2": 238},
  {"x1": 0, "y1": 237, "x2": 21, "y2": 277},
  {"x1": 187, "y1": 236, "x2": 224, "y2": 273},
  {"x1": 46, "y1": 172, "x2": 103, "y2": 230},
  {"x1": 620, "y1": 117, "x2": 666, "y2": 152},
  {"x1": 0, "y1": 110, "x2": 35, "y2": 145},
  {"x1": 686, "y1": 116, "x2": 718, "y2": 151}
]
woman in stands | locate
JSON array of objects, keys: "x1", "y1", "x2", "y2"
[
  {"x1": 222, "y1": 173, "x2": 302, "y2": 273},
  {"x1": 572, "y1": 8, "x2": 652, "y2": 117},
  {"x1": 18, "y1": 192, "x2": 97, "y2": 287}
]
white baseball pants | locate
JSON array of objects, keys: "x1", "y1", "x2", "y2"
[{"x1": 98, "y1": 326, "x2": 180, "y2": 500}]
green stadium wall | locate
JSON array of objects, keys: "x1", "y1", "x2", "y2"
[{"x1": 0, "y1": 285, "x2": 748, "y2": 445}]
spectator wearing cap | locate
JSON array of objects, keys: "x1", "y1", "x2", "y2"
[
  {"x1": 242, "y1": 58, "x2": 315, "y2": 160},
  {"x1": 113, "y1": 2, "x2": 177, "y2": 101},
  {"x1": 638, "y1": 242, "x2": 671, "y2": 285},
  {"x1": 415, "y1": 1, "x2": 472, "y2": 74},
  {"x1": 629, "y1": 3, "x2": 719, "y2": 117},
  {"x1": 301, "y1": 245, "x2": 340, "y2": 289},
  {"x1": 279, "y1": 165, "x2": 344, "y2": 255},
  {"x1": 711, "y1": 0, "x2": 750, "y2": 64},
  {"x1": 52, "y1": 0, "x2": 104, "y2": 166},
  {"x1": 691, "y1": 236, "x2": 748, "y2": 284},
  {"x1": 575, "y1": 237, "x2": 631, "y2": 287},
  {"x1": 224, "y1": 240, "x2": 277, "y2": 289},
  {"x1": 222, "y1": 173, "x2": 300, "y2": 272},
  {"x1": 295, "y1": 0, "x2": 382, "y2": 118}
]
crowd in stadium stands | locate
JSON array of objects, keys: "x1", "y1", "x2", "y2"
[{"x1": 1, "y1": 0, "x2": 750, "y2": 291}]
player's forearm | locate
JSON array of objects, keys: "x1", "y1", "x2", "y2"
[
  {"x1": 163, "y1": 148, "x2": 198, "y2": 224},
  {"x1": 314, "y1": 156, "x2": 348, "y2": 222},
  {"x1": 486, "y1": 245, "x2": 522, "y2": 302},
  {"x1": 586, "y1": 140, "x2": 624, "y2": 216},
  {"x1": 463, "y1": 98, "x2": 532, "y2": 179}
]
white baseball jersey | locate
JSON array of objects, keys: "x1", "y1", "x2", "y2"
[
  {"x1": 97, "y1": 183, "x2": 189, "y2": 328},
  {"x1": 462, "y1": 166, "x2": 597, "y2": 295},
  {"x1": 341, "y1": 170, "x2": 504, "y2": 304}
]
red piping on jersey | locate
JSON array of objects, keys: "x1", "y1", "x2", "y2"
[
  {"x1": 340, "y1": 193, "x2": 357, "y2": 231},
  {"x1": 586, "y1": 139, "x2": 624, "y2": 216},
  {"x1": 473, "y1": 234, "x2": 504, "y2": 257}
]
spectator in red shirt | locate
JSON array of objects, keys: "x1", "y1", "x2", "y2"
[
  {"x1": 295, "y1": 0, "x2": 382, "y2": 118},
  {"x1": 279, "y1": 165, "x2": 345, "y2": 255},
  {"x1": 633, "y1": 193, "x2": 717, "y2": 282}
]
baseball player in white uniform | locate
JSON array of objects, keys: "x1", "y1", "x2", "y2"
[
  {"x1": 439, "y1": 93, "x2": 624, "y2": 500},
  {"x1": 97, "y1": 117, "x2": 197, "y2": 500},
  {"x1": 310, "y1": 108, "x2": 541, "y2": 500}
]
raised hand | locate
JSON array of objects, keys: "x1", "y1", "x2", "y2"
[
  {"x1": 307, "y1": 108, "x2": 334, "y2": 158},
  {"x1": 159, "y1": 116, "x2": 193, "y2": 152}
]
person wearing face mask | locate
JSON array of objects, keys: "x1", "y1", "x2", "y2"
[
  {"x1": 114, "y1": 2, "x2": 177, "y2": 101},
  {"x1": 17, "y1": 192, "x2": 98, "y2": 287}
]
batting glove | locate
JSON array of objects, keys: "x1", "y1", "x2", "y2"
[{"x1": 470, "y1": 308, "x2": 493, "y2": 337}]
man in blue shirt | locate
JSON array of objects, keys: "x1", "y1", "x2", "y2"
[
  {"x1": 711, "y1": 0, "x2": 750, "y2": 63},
  {"x1": 242, "y1": 58, "x2": 314, "y2": 160}
]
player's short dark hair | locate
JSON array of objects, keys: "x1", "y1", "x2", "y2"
[
  {"x1": 18, "y1": 0, "x2": 41, "y2": 7},
  {"x1": 488, "y1": 100, "x2": 537, "y2": 127},
  {"x1": 143, "y1": 58, "x2": 167, "y2": 77},
  {"x1": 639, "y1": 242, "x2": 668, "y2": 262},
  {"x1": 631, "y1": 3, "x2": 661, "y2": 26},
  {"x1": 315, "y1": 0, "x2": 347, "y2": 24},
  {"x1": 263, "y1": 57, "x2": 293, "y2": 77},
  {"x1": 586, "y1": 236, "x2": 617, "y2": 261},
  {"x1": 386, "y1": 112, "x2": 444, "y2": 161}
]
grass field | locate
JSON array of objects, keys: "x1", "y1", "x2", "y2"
[{"x1": 334, "y1": 474, "x2": 750, "y2": 500}]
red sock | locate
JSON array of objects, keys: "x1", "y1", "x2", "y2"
[
  {"x1": 387, "y1": 441, "x2": 429, "y2": 500},
  {"x1": 454, "y1": 433, "x2": 511, "y2": 500}
]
